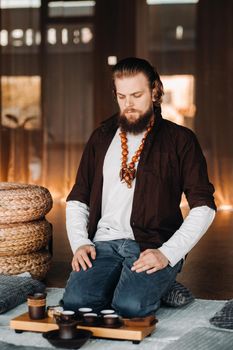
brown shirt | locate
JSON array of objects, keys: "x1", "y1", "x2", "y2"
[{"x1": 67, "y1": 108, "x2": 216, "y2": 251}]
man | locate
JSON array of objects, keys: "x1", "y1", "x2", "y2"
[{"x1": 63, "y1": 57, "x2": 216, "y2": 318}]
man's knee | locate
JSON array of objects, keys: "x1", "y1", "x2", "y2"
[
  {"x1": 112, "y1": 295, "x2": 160, "y2": 318},
  {"x1": 63, "y1": 284, "x2": 88, "y2": 311},
  {"x1": 63, "y1": 271, "x2": 111, "y2": 312},
  {"x1": 62, "y1": 271, "x2": 93, "y2": 310}
]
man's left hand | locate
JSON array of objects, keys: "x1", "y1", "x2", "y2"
[{"x1": 131, "y1": 249, "x2": 169, "y2": 274}]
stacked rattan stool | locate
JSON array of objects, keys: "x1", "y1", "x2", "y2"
[{"x1": 0, "y1": 182, "x2": 53, "y2": 280}]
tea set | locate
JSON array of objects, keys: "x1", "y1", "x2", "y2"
[{"x1": 27, "y1": 294, "x2": 122, "y2": 347}]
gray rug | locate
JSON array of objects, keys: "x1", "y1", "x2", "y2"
[
  {"x1": 0, "y1": 341, "x2": 60, "y2": 350},
  {"x1": 0, "y1": 288, "x2": 232, "y2": 350},
  {"x1": 163, "y1": 327, "x2": 233, "y2": 350}
]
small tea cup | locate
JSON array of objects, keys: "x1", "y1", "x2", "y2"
[
  {"x1": 83, "y1": 313, "x2": 98, "y2": 324},
  {"x1": 100, "y1": 309, "x2": 115, "y2": 315},
  {"x1": 47, "y1": 305, "x2": 64, "y2": 318},
  {"x1": 103, "y1": 314, "x2": 120, "y2": 326},
  {"x1": 78, "y1": 307, "x2": 93, "y2": 314},
  {"x1": 59, "y1": 310, "x2": 75, "y2": 322}
]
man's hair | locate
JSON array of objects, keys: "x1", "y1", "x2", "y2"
[{"x1": 112, "y1": 57, "x2": 164, "y2": 107}]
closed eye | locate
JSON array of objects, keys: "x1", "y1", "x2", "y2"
[{"x1": 133, "y1": 93, "x2": 143, "y2": 98}]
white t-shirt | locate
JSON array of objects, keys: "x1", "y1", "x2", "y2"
[{"x1": 95, "y1": 128, "x2": 144, "y2": 241}]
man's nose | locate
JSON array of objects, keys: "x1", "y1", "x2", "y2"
[{"x1": 125, "y1": 96, "x2": 134, "y2": 108}]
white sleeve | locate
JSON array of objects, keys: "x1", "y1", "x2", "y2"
[
  {"x1": 66, "y1": 200, "x2": 94, "y2": 254},
  {"x1": 158, "y1": 205, "x2": 215, "y2": 267}
]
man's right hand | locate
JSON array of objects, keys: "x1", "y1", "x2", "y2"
[{"x1": 72, "y1": 245, "x2": 96, "y2": 272}]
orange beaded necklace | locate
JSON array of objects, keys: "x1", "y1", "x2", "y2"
[{"x1": 119, "y1": 119, "x2": 154, "y2": 188}]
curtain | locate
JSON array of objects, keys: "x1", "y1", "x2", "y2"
[
  {"x1": 195, "y1": 0, "x2": 233, "y2": 208},
  {"x1": 0, "y1": 2, "x2": 42, "y2": 184},
  {"x1": 42, "y1": 23, "x2": 93, "y2": 199},
  {"x1": 0, "y1": 2, "x2": 94, "y2": 202}
]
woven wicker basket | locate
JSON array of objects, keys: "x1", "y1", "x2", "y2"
[
  {"x1": 0, "y1": 182, "x2": 53, "y2": 224},
  {"x1": 0, "y1": 219, "x2": 52, "y2": 256},
  {"x1": 0, "y1": 250, "x2": 52, "y2": 280}
]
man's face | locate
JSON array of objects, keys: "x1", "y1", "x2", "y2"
[{"x1": 115, "y1": 72, "x2": 155, "y2": 123}]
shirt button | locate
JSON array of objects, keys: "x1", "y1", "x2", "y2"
[{"x1": 132, "y1": 221, "x2": 135, "y2": 226}]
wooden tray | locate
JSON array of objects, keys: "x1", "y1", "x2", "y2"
[{"x1": 10, "y1": 312, "x2": 156, "y2": 344}]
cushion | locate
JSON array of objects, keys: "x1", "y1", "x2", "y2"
[
  {"x1": 0, "y1": 273, "x2": 45, "y2": 314},
  {"x1": 209, "y1": 299, "x2": 233, "y2": 329},
  {"x1": 0, "y1": 182, "x2": 53, "y2": 224},
  {"x1": 162, "y1": 281, "x2": 194, "y2": 307}
]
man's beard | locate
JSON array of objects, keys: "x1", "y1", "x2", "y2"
[{"x1": 118, "y1": 106, "x2": 154, "y2": 135}]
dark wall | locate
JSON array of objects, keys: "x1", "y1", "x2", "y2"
[
  {"x1": 93, "y1": 0, "x2": 148, "y2": 125},
  {"x1": 195, "y1": 0, "x2": 233, "y2": 205}
]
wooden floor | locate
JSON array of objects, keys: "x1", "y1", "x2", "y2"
[{"x1": 45, "y1": 206, "x2": 233, "y2": 300}]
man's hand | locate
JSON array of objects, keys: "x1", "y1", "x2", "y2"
[
  {"x1": 131, "y1": 249, "x2": 169, "y2": 274},
  {"x1": 72, "y1": 245, "x2": 96, "y2": 272}
]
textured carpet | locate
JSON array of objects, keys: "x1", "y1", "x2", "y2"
[
  {"x1": 163, "y1": 327, "x2": 233, "y2": 350},
  {"x1": 0, "y1": 288, "x2": 232, "y2": 350},
  {"x1": 0, "y1": 342, "x2": 55, "y2": 350}
]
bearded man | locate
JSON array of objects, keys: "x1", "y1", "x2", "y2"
[{"x1": 62, "y1": 57, "x2": 216, "y2": 317}]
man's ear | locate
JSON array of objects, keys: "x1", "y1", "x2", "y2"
[{"x1": 152, "y1": 88, "x2": 156, "y2": 102}]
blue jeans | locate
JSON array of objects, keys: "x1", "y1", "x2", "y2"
[{"x1": 63, "y1": 239, "x2": 182, "y2": 317}]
